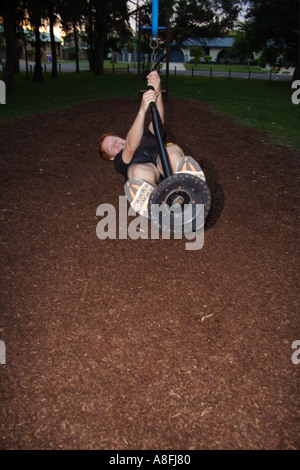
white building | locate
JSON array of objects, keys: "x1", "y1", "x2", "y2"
[
  {"x1": 176, "y1": 37, "x2": 235, "y2": 63},
  {"x1": 117, "y1": 37, "x2": 235, "y2": 64}
]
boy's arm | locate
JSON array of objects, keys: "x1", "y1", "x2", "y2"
[{"x1": 121, "y1": 88, "x2": 157, "y2": 164}]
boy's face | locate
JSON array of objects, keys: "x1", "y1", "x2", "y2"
[{"x1": 102, "y1": 135, "x2": 126, "y2": 160}]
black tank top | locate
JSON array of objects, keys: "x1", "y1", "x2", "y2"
[{"x1": 114, "y1": 129, "x2": 159, "y2": 181}]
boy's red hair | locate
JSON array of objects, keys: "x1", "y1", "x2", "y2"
[{"x1": 97, "y1": 132, "x2": 119, "y2": 160}]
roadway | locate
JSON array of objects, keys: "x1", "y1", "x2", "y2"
[{"x1": 19, "y1": 60, "x2": 294, "y2": 82}]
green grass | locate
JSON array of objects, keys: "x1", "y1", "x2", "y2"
[
  {"x1": 184, "y1": 63, "x2": 271, "y2": 74},
  {"x1": 40, "y1": 59, "x2": 137, "y2": 69},
  {"x1": 1, "y1": 70, "x2": 299, "y2": 150},
  {"x1": 0, "y1": 71, "x2": 135, "y2": 121},
  {"x1": 169, "y1": 75, "x2": 300, "y2": 149}
]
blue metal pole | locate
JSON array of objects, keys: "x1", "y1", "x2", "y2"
[{"x1": 152, "y1": 0, "x2": 159, "y2": 40}]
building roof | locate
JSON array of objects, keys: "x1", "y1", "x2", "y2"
[
  {"x1": 25, "y1": 31, "x2": 62, "y2": 43},
  {"x1": 0, "y1": 25, "x2": 61, "y2": 43},
  {"x1": 183, "y1": 37, "x2": 234, "y2": 48}
]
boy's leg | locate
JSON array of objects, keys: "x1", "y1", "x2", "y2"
[
  {"x1": 176, "y1": 156, "x2": 206, "y2": 181},
  {"x1": 160, "y1": 144, "x2": 206, "y2": 181},
  {"x1": 124, "y1": 151, "x2": 206, "y2": 217},
  {"x1": 156, "y1": 144, "x2": 183, "y2": 176},
  {"x1": 125, "y1": 162, "x2": 159, "y2": 218},
  {"x1": 127, "y1": 162, "x2": 160, "y2": 186}
]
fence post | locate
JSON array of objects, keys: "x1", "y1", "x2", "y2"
[
  {"x1": 174, "y1": 66, "x2": 176, "y2": 76},
  {"x1": 269, "y1": 69, "x2": 272, "y2": 81},
  {"x1": 228, "y1": 69, "x2": 231, "y2": 79},
  {"x1": 59, "y1": 63, "x2": 61, "y2": 73},
  {"x1": 210, "y1": 67, "x2": 212, "y2": 78}
]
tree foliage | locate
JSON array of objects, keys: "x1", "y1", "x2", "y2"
[
  {"x1": 138, "y1": 0, "x2": 240, "y2": 68},
  {"x1": 245, "y1": 0, "x2": 300, "y2": 79},
  {"x1": 144, "y1": 0, "x2": 241, "y2": 46},
  {"x1": 227, "y1": 21, "x2": 255, "y2": 65},
  {"x1": 190, "y1": 46, "x2": 204, "y2": 64},
  {"x1": 1, "y1": 0, "x2": 299, "y2": 89},
  {"x1": 86, "y1": 0, "x2": 131, "y2": 74},
  {"x1": 0, "y1": 0, "x2": 18, "y2": 90},
  {"x1": 171, "y1": 0, "x2": 240, "y2": 45}
]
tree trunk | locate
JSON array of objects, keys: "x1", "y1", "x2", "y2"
[
  {"x1": 33, "y1": 25, "x2": 43, "y2": 82},
  {"x1": 49, "y1": 13, "x2": 58, "y2": 78},
  {"x1": 293, "y1": 64, "x2": 300, "y2": 81},
  {"x1": 94, "y1": 31, "x2": 105, "y2": 75},
  {"x1": 293, "y1": 4, "x2": 300, "y2": 81},
  {"x1": 21, "y1": 27, "x2": 29, "y2": 79},
  {"x1": 94, "y1": 5, "x2": 107, "y2": 75},
  {"x1": 14, "y1": 25, "x2": 20, "y2": 73},
  {"x1": 73, "y1": 22, "x2": 80, "y2": 73},
  {"x1": 88, "y1": 4, "x2": 95, "y2": 72},
  {"x1": 2, "y1": 0, "x2": 16, "y2": 91}
]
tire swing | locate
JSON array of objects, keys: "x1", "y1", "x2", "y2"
[{"x1": 148, "y1": 92, "x2": 212, "y2": 235}]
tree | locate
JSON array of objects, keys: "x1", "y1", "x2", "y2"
[
  {"x1": 228, "y1": 21, "x2": 255, "y2": 66},
  {"x1": 19, "y1": 23, "x2": 30, "y2": 79},
  {"x1": 190, "y1": 46, "x2": 204, "y2": 65},
  {"x1": 46, "y1": 0, "x2": 60, "y2": 78},
  {"x1": 93, "y1": 0, "x2": 109, "y2": 75},
  {"x1": 166, "y1": 0, "x2": 241, "y2": 46},
  {"x1": 25, "y1": 0, "x2": 48, "y2": 82},
  {"x1": 140, "y1": 0, "x2": 241, "y2": 67},
  {"x1": 60, "y1": 0, "x2": 87, "y2": 73},
  {"x1": 0, "y1": 0, "x2": 18, "y2": 91},
  {"x1": 87, "y1": 0, "x2": 130, "y2": 75},
  {"x1": 85, "y1": 0, "x2": 96, "y2": 71},
  {"x1": 246, "y1": 0, "x2": 300, "y2": 80}
]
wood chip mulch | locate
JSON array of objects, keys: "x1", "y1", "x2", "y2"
[{"x1": 0, "y1": 97, "x2": 299, "y2": 450}]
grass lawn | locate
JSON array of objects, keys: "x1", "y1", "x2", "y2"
[
  {"x1": 0, "y1": 71, "x2": 135, "y2": 120},
  {"x1": 1, "y1": 70, "x2": 299, "y2": 150},
  {"x1": 184, "y1": 63, "x2": 271, "y2": 74},
  {"x1": 169, "y1": 75, "x2": 300, "y2": 149},
  {"x1": 40, "y1": 60, "x2": 138, "y2": 69}
]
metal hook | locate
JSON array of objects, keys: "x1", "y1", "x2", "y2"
[{"x1": 150, "y1": 38, "x2": 159, "y2": 50}]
